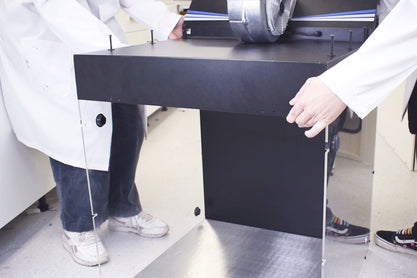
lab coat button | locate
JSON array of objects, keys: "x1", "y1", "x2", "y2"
[{"x1": 96, "y1": 114, "x2": 106, "y2": 127}]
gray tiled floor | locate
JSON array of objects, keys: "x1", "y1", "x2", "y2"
[{"x1": 1, "y1": 108, "x2": 417, "y2": 278}]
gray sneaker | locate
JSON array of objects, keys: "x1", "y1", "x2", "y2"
[{"x1": 109, "y1": 211, "x2": 169, "y2": 238}]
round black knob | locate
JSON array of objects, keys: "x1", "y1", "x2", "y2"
[{"x1": 96, "y1": 114, "x2": 106, "y2": 127}]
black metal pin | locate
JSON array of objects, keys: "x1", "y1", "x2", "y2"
[
  {"x1": 108, "y1": 34, "x2": 114, "y2": 52},
  {"x1": 329, "y1": 34, "x2": 335, "y2": 58},
  {"x1": 348, "y1": 30, "x2": 353, "y2": 51},
  {"x1": 150, "y1": 30, "x2": 154, "y2": 45}
]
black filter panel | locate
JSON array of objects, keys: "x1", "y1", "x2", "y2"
[{"x1": 201, "y1": 111, "x2": 325, "y2": 238}]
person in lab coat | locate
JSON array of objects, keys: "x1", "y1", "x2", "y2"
[
  {"x1": 0, "y1": 0, "x2": 184, "y2": 266},
  {"x1": 286, "y1": 0, "x2": 417, "y2": 255}
]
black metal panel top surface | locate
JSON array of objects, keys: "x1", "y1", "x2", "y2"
[
  {"x1": 74, "y1": 39, "x2": 356, "y2": 117},
  {"x1": 78, "y1": 38, "x2": 357, "y2": 63}
]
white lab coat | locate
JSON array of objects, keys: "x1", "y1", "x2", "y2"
[
  {"x1": 319, "y1": 0, "x2": 417, "y2": 119},
  {"x1": 0, "y1": 0, "x2": 181, "y2": 171}
]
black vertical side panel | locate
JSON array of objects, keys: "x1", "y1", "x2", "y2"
[{"x1": 201, "y1": 111, "x2": 325, "y2": 238}]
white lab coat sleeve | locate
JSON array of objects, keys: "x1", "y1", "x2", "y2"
[
  {"x1": 120, "y1": 0, "x2": 181, "y2": 40},
  {"x1": 319, "y1": 0, "x2": 417, "y2": 119},
  {"x1": 33, "y1": 0, "x2": 126, "y2": 53}
]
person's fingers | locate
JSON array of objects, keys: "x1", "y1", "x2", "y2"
[
  {"x1": 286, "y1": 104, "x2": 304, "y2": 123},
  {"x1": 295, "y1": 110, "x2": 313, "y2": 127},
  {"x1": 289, "y1": 86, "x2": 306, "y2": 105},
  {"x1": 305, "y1": 118, "x2": 316, "y2": 128},
  {"x1": 304, "y1": 121, "x2": 327, "y2": 138},
  {"x1": 289, "y1": 94, "x2": 300, "y2": 105}
]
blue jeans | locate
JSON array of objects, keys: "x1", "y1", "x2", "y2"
[{"x1": 50, "y1": 104, "x2": 143, "y2": 232}]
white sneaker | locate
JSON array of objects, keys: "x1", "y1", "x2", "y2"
[
  {"x1": 63, "y1": 230, "x2": 109, "y2": 266},
  {"x1": 108, "y1": 211, "x2": 169, "y2": 238}
]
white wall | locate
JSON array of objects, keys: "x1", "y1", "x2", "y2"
[
  {"x1": 338, "y1": 83, "x2": 416, "y2": 171},
  {"x1": 0, "y1": 90, "x2": 55, "y2": 228},
  {"x1": 377, "y1": 83, "x2": 415, "y2": 170}
]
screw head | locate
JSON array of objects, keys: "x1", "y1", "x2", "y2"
[{"x1": 194, "y1": 207, "x2": 201, "y2": 216}]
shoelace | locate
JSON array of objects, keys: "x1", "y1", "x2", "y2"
[
  {"x1": 78, "y1": 232, "x2": 99, "y2": 246},
  {"x1": 332, "y1": 215, "x2": 350, "y2": 227},
  {"x1": 396, "y1": 227, "x2": 413, "y2": 236},
  {"x1": 137, "y1": 213, "x2": 154, "y2": 223}
]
